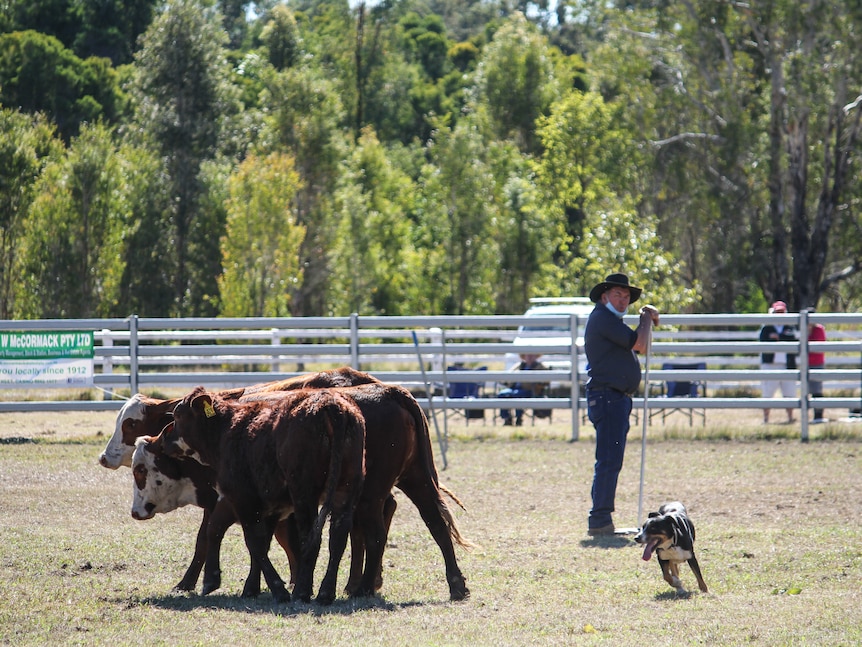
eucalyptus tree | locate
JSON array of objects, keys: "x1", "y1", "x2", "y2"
[
  {"x1": 328, "y1": 127, "x2": 417, "y2": 315},
  {"x1": 534, "y1": 86, "x2": 694, "y2": 310},
  {"x1": 473, "y1": 11, "x2": 563, "y2": 155},
  {"x1": 218, "y1": 152, "x2": 306, "y2": 317},
  {"x1": 590, "y1": 0, "x2": 862, "y2": 312},
  {"x1": 0, "y1": 30, "x2": 122, "y2": 141},
  {"x1": 16, "y1": 122, "x2": 125, "y2": 318},
  {"x1": 0, "y1": 110, "x2": 61, "y2": 319},
  {"x1": 416, "y1": 116, "x2": 498, "y2": 314},
  {"x1": 262, "y1": 64, "x2": 348, "y2": 316},
  {"x1": 130, "y1": 0, "x2": 239, "y2": 315},
  {"x1": 4, "y1": 0, "x2": 158, "y2": 64}
]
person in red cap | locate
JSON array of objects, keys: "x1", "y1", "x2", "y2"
[
  {"x1": 807, "y1": 310, "x2": 827, "y2": 423},
  {"x1": 583, "y1": 273, "x2": 659, "y2": 536},
  {"x1": 759, "y1": 300, "x2": 797, "y2": 423}
]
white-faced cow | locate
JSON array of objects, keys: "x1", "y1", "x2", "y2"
[
  {"x1": 131, "y1": 434, "x2": 300, "y2": 596},
  {"x1": 161, "y1": 386, "x2": 366, "y2": 604},
  {"x1": 101, "y1": 367, "x2": 388, "y2": 594}
]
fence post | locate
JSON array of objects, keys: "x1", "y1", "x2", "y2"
[
  {"x1": 350, "y1": 313, "x2": 360, "y2": 368},
  {"x1": 270, "y1": 328, "x2": 280, "y2": 374},
  {"x1": 570, "y1": 313, "x2": 580, "y2": 441},
  {"x1": 101, "y1": 329, "x2": 113, "y2": 400},
  {"x1": 800, "y1": 310, "x2": 809, "y2": 442},
  {"x1": 129, "y1": 315, "x2": 138, "y2": 395}
]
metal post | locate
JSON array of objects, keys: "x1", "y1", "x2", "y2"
[
  {"x1": 799, "y1": 309, "x2": 809, "y2": 442},
  {"x1": 129, "y1": 314, "x2": 138, "y2": 395},
  {"x1": 570, "y1": 313, "x2": 580, "y2": 442},
  {"x1": 412, "y1": 330, "x2": 447, "y2": 469},
  {"x1": 349, "y1": 313, "x2": 360, "y2": 369},
  {"x1": 636, "y1": 328, "x2": 652, "y2": 528}
]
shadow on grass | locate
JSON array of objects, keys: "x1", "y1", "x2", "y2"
[
  {"x1": 122, "y1": 590, "x2": 435, "y2": 616},
  {"x1": 653, "y1": 589, "x2": 697, "y2": 601},
  {"x1": 578, "y1": 535, "x2": 634, "y2": 550}
]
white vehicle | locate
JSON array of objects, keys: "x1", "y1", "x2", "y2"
[{"x1": 505, "y1": 297, "x2": 594, "y2": 388}]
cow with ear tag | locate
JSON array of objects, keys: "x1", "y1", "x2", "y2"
[
  {"x1": 108, "y1": 368, "x2": 393, "y2": 595},
  {"x1": 161, "y1": 386, "x2": 366, "y2": 605}
]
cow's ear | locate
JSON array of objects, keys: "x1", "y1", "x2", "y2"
[
  {"x1": 648, "y1": 511, "x2": 659, "y2": 518},
  {"x1": 191, "y1": 393, "x2": 216, "y2": 418}
]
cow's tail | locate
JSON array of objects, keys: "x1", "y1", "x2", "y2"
[
  {"x1": 398, "y1": 387, "x2": 475, "y2": 550},
  {"x1": 310, "y1": 398, "x2": 350, "y2": 542}
]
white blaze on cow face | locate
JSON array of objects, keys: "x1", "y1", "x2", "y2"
[
  {"x1": 99, "y1": 395, "x2": 149, "y2": 469},
  {"x1": 130, "y1": 437, "x2": 200, "y2": 520}
]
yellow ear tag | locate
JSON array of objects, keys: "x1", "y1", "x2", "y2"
[{"x1": 203, "y1": 401, "x2": 216, "y2": 418}]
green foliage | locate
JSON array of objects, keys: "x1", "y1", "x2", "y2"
[
  {"x1": 130, "y1": 0, "x2": 238, "y2": 315},
  {"x1": 473, "y1": 12, "x2": 561, "y2": 154},
  {"x1": 0, "y1": 30, "x2": 122, "y2": 140},
  {"x1": 5, "y1": 0, "x2": 861, "y2": 318},
  {"x1": 114, "y1": 142, "x2": 174, "y2": 317},
  {"x1": 219, "y1": 152, "x2": 305, "y2": 317},
  {"x1": 576, "y1": 197, "x2": 700, "y2": 313},
  {"x1": 328, "y1": 127, "x2": 417, "y2": 315},
  {"x1": 417, "y1": 116, "x2": 498, "y2": 314},
  {"x1": 16, "y1": 122, "x2": 125, "y2": 317},
  {"x1": 262, "y1": 63, "x2": 347, "y2": 315},
  {"x1": 260, "y1": 4, "x2": 302, "y2": 71},
  {"x1": 0, "y1": 110, "x2": 61, "y2": 318}
]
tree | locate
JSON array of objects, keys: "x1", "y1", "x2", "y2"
[
  {"x1": 4, "y1": 0, "x2": 157, "y2": 64},
  {"x1": 328, "y1": 127, "x2": 417, "y2": 315},
  {"x1": 130, "y1": 0, "x2": 238, "y2": 315},
  {"x1": 0, "y1": 110, "x2": 60, "y2": 318},
  {"x1": 0, "y1": 30, "x2": 122, "y2": 140},
  {"x1": 473, "y1": 11, "x2": 562, "y2": 154},
  {"x1": 16, "y1": 122, "x2": 125, "y2": 317},
  {"x1": 115, "y1": 143, "x2": 174, "y2": 316},
  {"x1": 219, "y1": 152, "x2": 305, "y2": 316},
  {"x1": 417, "y1": 117, "x2": 498, "y2": 314},
  {"x1": 590, "y1": 1, "x2": 862, "y2": 311},
  {"x1": 262, "y1": 64, "x2": 348, "y2": 316}
]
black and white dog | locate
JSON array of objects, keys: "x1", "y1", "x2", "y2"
[{"x1": 634, "y1": 501, "x2": 708, "y2": 593}]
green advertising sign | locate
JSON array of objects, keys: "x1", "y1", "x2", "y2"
[
  {"x1": 0, "y1": 331, "x2": 94, "y2": 360},
  {"x1": 0, "y1": 331, "x2": 95, "y2": 386}
]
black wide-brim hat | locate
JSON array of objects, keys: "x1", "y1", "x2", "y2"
[{"x1": 589, "y1": 273, "x2": 643, "y2": 303}]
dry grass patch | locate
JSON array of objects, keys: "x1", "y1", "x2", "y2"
[{"x1": 1, "y1": 409, "x2": 861, "y2": 645}]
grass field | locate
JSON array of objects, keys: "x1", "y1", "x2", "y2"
[{"x1": 1, "y1": 407, "x2": 861, "y2": 646}]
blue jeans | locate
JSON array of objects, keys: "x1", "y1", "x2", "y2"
[
  {"x1": 587, "y1": 387, "x2": 632, "y2": 528},
  {"x1": 499, "y1": 386, "x2": 532, "y2": 420}
]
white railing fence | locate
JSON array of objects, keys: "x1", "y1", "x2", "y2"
[{"x1": 2, "y1": 311, "x2": 862, "y2": 442}]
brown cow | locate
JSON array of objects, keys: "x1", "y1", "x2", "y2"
[
  {"x1": 131, "y1": 434, "x2": 301, "y2": 596},
  {"x1": 104, "y1": 367, "x2": 390, "y2": 594},
  {"x1": 237, "y1": 381, "x2": 472, "y2": 601},
  {"x1": 162, "y1": 386, "x2": 366, "y2": 604}
]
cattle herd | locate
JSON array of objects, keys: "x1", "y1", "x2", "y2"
[{"x1": 98, "y1": 367, "x2": 472, "y2": 605}]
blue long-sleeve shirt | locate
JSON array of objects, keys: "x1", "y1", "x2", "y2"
[{"x1": 584, "y1": 304, "x2": 641, "y2": 394}]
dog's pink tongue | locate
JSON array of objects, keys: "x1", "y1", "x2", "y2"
[{"x1": 642, "y1": 538, "x2": 660, "y2": 561}]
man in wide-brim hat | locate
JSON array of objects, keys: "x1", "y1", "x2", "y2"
[
  {"x1": 583, "y1": 272, "x2": 658, "y2": 536},
  {"x1": 589, "y1": 272, "x2": 643, "y2": 304}
]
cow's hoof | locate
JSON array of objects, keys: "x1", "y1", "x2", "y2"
[
  {"x1": 173, "y1": 581, "x2": 195, "y2": 593},
  {"x1": 293, "y1": 590, "x2": 312, "y2": 603},
  {"x1": 201, "y1": 571, "x2": 221, "y2": 596},
  {"x1": 449, "y1": 577, "x2": 470, "y2": 601},
  {"x1": 315, "y1": 590, "x2": 336, "y2": 606},
  {"x1": 272, "y1": 590, "x2": 291, "y2": 604},
  {"x1": 349, "y1": 585, "x2": 375, "y2": 598},
  {"x1": 241, "y1": 583, "x2": 262, "y2": 598}
]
